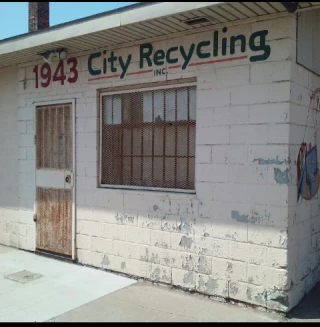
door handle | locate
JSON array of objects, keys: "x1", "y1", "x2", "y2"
[{"x1": 65, "y1": 175, "x2": 71, "y2": 183}]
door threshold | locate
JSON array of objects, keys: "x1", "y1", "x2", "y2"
[{"x1": 35, "y1": 249, "x2": 74, "y2": 263}]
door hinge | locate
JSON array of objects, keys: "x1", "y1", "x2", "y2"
[
  {"x1": 34, "y1": 135, "x2": 37, "y2": 146},
  {"x1": 33, "y1": 214, "x2": 37, "y2": 223}
]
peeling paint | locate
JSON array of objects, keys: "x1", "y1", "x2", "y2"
[
  {"x1": 255, "y1": 291, "x2": 267, "y2": 305},
  {"x1": 116, "y1": 213, "x2": 135, "y2": 224},
  {"x1": 162, "y1": 273, "x2": 171, "y2": 283},
  {"x1": 178, "y1": 219, "x2": 191, "y2": 233},
  {"x1": 153, "y1": 204, "x2": 160, "y2": 211},
  {"x1": 115, "y1": 213, "x2": 124, "y2": 224},
  {"x1": 150, "y1": 253, "x2": 159, "y2": 264},
  {"x1": 179, "y1": 235, "x2": 193, "y2": 249},
  {"x1": 197, "y1": 256, "x2": 210, "y2": 274},
  {"x1": 152, "y1": 267, "x2": 161, "y2": 280},
  {"x1": 253, "y1": 156, "x2": 289, "y2": 165},
  {"x1": 198, "y1": 275, "x2": 205, "y2": 289},
  {"x1": 229, "y1": 282, "x2": 238, "y2": 296},
  {"x1": 102, "y1": 255, "x2": 110, "y2": 266},
  {"x1": 206, "y1": 278, "x2": 218, "y2": 294},
  {"x1": 183, "y1": 271, "x2": 195, "y2": 285},
  {"x1": 247, "y1": 287, "x2": 252, "y2": 300},
  {"x1": 268, "y1": 288, "x2": 289, "y2": 307},
  {"x1": 140, "y1": 248, "x2": 149, "y2": 262},
  {"x1": 231, "y1": 210, "x2": 249, "y2": 223},
  {"x1": 121, "y1": 262, "x2": 126, "y2": 269},
  {"x1": 227, "y1": 262, "x2": 233, "y2": 273},
  {"x1": 182, "y1": 255, "x2": 194, "y2": 270},
  {"x1": 274, "y1": 168, "x2": 289, "y2": 185},
  {"x1": 155, "y1": 241, "x2": 168, "y2": 249}
]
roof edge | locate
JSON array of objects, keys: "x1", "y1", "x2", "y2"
[{"x1": 0, "y1": 2, "x2": 157, "y2": 45}]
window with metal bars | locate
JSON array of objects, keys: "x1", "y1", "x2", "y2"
[{"x1": 100, "y1": 83, "x2": 196, "y2": 192}]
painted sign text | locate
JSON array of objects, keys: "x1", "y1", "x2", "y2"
[
  {"x1": 33, "y1": 58, "x2": 78, "y2": 89},
  {"x1": 88, "y1": 27, "x2": 271, "y2": 81}
]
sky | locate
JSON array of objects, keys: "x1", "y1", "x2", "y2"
[{"x1": 0, "y1": 2, "x2": 137, "y2": 40}]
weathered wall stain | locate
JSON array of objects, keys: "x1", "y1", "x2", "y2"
[
  {"x1": 231, "y1": 209, "x2": 274, "y2": 225},
  {"x1": 231, "y1": 210, "x2": 249, "y2": 223},
  {"x1": 179, "y1": 235, "x2": 193, "y2": 249},
  {"x1": 183, "y1": 271, "x2": 195, "y2": 285},
  {"x1": 178, "y1": 218, "x2": 191, "y2": 233},
  {"x1": 253, "y1": 156, "x2": 289, "y2": 165},
  {"x1": 182, "y1": 254, "x2": 194, "y2": 270},
  {"x1": 268, "y1": 288, "x2": 289, "y2": 307},
  {"x1": 102, "y1": 254, "x2": 110, "y2": 266},
  {"x1": 198, "y1": 275, "x2": 219, "y2": 295},
  {"x1": 274, "y1": 168, "x2": 289, "y2": 185},
  {"x1": 229, "y1": 282, "x2": 239, "y2": 296},
  {"x1": 197, "y1": 256, "x2": 210, "y2": 274}
]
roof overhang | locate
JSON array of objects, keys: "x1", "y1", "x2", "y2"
[{"x1": 0, "y1": 2, "x2": 320, "y2": 69}]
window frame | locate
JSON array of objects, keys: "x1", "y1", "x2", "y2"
[{"x1": 99, "y1": 80, "x2": 197, "y2": 194}]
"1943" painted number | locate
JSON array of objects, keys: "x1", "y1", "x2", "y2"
[{"x1": 33, "y1": 58, "x2": 78, "y2": 89}]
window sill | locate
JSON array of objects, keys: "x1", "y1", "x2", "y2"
[{"x1": 99, "y1": 184, "x2": 196, "y2": 197}]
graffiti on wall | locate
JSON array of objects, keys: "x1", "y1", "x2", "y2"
[{"x1": 297, "y1": 143, "x2": 320, "y2": 201}]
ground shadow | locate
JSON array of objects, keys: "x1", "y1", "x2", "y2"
[{"x1": 286, "y1": 282, "x2": 320, "y2": 321}]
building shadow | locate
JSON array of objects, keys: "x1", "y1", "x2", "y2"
[{"x1": 286, "y1": 282, "x2": 320, "y2": 321}]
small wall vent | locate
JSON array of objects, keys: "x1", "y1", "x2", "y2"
[{"x1": 183, "y1": 17, "x2": 210, "y2": 26}]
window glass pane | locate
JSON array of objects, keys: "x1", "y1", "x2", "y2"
[
  {"x1": 188, "y1": 158, "x2": 195, "y2": 189},
  {"x1": 113, "y1": 96, "x2": 122, "y2": 124},
  {"x1": 154, "y1": 126, "x2": 163, "y2": 156},
  {"x1": 154, "y1": 91, "x2": 164, "y2": 122},
  {"x1": 143, "y1": 92, "x2": 153, "y2": 122},
  {"x1": 123, "y1": 129, "x2": 131, "y2": 156},
  {"x1": 132, "y1": 128, "x2": 142, "y2": 156},
  {"x1": 165, "y1": 126, "x2": 175, "y2": 156},
  {"x1": 177, "y1": 89, "x2": 188, "y2": 121},
  {"x1": 123, "y1": 95, "x2": 131, "y2": 123},
  {"x1": 189, "y1": 125, "x2": 195, "y2": 157},
  {"x1": 177, "y1": 158, "x2": 187, "y2": 189},
  {"x1": 143, "y1": 127, "x2": 153, "y2": 156},
  {"x1": 165, "y1": 90, "x2": 175, "y2": 121},
  {"x1": 142, "y1": 157, "x2": 152, "y2": 187},
  {"x1": 177, "y1": 126, "x2": 188, "y2": 157},
  {"x1": 123, "y1": 157, "x2": 131, "y2": 185},
  {"x1": 132, "y1": 157, "x2": 142, "y2": 185},
  {"x1": 165, "y1": 158, "x2": 175, "y2": 188},
  {"x1": 189, "y1": 88, "x2": 196, "y2": 120},
  {"x1": 104, "y1": 96, "x2": 112, "y2": 125},
  {"x1": 154, "y1": 158, "x2": 163, "y2": 187},
  {"x1": 101, "y1": 85, "x2": 196, "y2": 190}
]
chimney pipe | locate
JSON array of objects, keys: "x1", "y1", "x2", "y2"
[{"x1": 28, "y1": 2, "x2": 49, "y2": 33}]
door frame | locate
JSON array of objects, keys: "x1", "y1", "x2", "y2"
[{"x1": 33, "y1": 99, "x2": 76, "y2": 260}]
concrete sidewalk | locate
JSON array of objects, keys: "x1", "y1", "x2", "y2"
[
  {"x1": 51, "y1": 281, "x2": 283, "y2": 322},
  {"x1": 1, "y1": 244, "x2": 319, "y2": 322}
]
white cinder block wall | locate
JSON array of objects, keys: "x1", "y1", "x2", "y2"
[
  {"x1": 0, "y1": 67, "x2": 22, "y2": 248},
  {"x1": 286, "y1": 18, "x2": 320, "y2": 309},
  {"x1": 1, "y1": 14, "x2": 318, "y2": 312}
]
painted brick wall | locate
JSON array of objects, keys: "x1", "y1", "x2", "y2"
[{"x1": 1, "y1": 14, "x2": 303, "y2": 312}]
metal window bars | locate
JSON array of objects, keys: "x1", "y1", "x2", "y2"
[{"x1": 100, "y1": 84, "x2": 196, "y2": 191}]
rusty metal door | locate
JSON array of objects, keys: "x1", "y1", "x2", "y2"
[{"x1": 35, "y1": 102, "x2": 75, "y2": 259}]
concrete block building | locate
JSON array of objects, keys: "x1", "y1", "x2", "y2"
[{"x1": 1, "y1": 1, "x2": 320, "y2": 313}]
